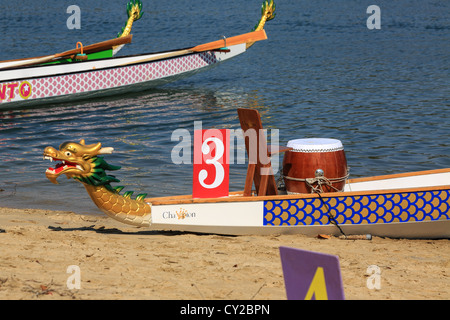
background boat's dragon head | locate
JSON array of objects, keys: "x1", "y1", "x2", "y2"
[
  {"x1": 247, "y1": 0, "x2": 276, "y2": 49},
  {"x1": 253, "y1": 0, "x2": 276, "y2": 32},
  {"x1": 117, "y1": 0, "x2": 144, "y2": 38}
]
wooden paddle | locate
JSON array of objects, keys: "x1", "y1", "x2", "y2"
[
  {"x1": 118, "y1": 29, "x2": 267, "y2": 67},
  {"x1": 0, "y1": 35, "x2": 133, "y2": 70}
]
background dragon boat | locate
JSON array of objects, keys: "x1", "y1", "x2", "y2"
[
  {"x1": 43, "y1": 108, "x2": 450, "y2": 239},
  {"x1": 0, "y1": 0, "x2": 275, "y2": 110}
]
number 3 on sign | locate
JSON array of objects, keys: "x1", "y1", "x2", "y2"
[
  {"x1": 199, "y1": 136, "x2": 225, "y2": 189},
  {"x1": 193, "y1": 129, "x2": 230, "y2": 198}
]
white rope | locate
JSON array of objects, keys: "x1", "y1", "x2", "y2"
[{"x1": 283, "y1": 173, "x2": 349, "y2": 193}]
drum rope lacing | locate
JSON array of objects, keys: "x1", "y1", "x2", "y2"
[{"x1": 283, "y1": 173, "x2": 350, "y2": 193}]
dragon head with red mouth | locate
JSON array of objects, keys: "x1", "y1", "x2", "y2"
[
  {"x1": 43, "y1": 139, "x2": 119, "y2": 190},
  {"x1": 43, "y1": 139, "x2": 150, "y2": 225}
]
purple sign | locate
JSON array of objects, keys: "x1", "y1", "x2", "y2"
[{"x1": 279, "y1": 246, "x2": 345, "y2": 300}]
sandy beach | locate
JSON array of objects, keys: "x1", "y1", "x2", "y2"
[{"x1": 0, "y1": 206, "x2": 448, "y2": 300}]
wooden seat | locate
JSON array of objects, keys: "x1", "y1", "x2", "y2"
[{"x1": 237, "y1": 108, "x2": 291, "y2": 196}]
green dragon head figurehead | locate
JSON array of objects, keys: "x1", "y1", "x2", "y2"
[
  {"x1": 117, "y1": 0, "x2": 144, "y2": 38},
  {"x1": 43, "y1": 139, "x2": 120, "y2": 191}
]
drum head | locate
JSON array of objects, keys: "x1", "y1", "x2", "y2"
[{"x1": 286, "y1": 138, "x2": 343, "y2": 153}]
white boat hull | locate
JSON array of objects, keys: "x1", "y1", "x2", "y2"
[
  {"x1": 0, "y1": 44, "x2": 246, "y2": 109},
  {"x1": 145, "y1": 169, "x2": 450, "y2": 238}
]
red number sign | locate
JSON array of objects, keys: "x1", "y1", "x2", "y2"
[{"x1": 193, "y1": 129, "x2": 230, "y2": 198}]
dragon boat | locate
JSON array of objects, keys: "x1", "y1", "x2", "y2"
[
  {"x1": 0, "y1": 0, "x2": 275, "y2": 110},
  {"x1": 43, "y1": 108, "x2": 450, "y2": 239}
]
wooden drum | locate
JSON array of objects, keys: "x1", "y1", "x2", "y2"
[{"x1": 282, "y1": 138, "x2": 348, "y2": 194}]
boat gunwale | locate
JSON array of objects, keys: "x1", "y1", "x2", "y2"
[
  {"x1": 0, "y1": 29, "x2": 261, "y2": 81},
  {"x1": 147, "y1": 168, "x2": 450, "y2": 205},
  {"x1": 346, "y1": 167, "x2": 450, "y2": 184}
]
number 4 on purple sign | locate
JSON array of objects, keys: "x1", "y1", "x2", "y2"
[{"x1": 279, "y1": 246, "x2": 345, "y2": 300}]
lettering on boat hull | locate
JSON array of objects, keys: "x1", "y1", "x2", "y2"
[{"x1": 0, "y1": 81, "x2": 32, "y2": 102}]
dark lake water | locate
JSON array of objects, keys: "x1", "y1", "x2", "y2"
[{"x1": 0, "y1": 0, "x2": 448, "y2": 215}]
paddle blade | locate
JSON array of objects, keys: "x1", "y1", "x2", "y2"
[{"x1": 191, "y1": 30, "x2": 267, "y2": 52}]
